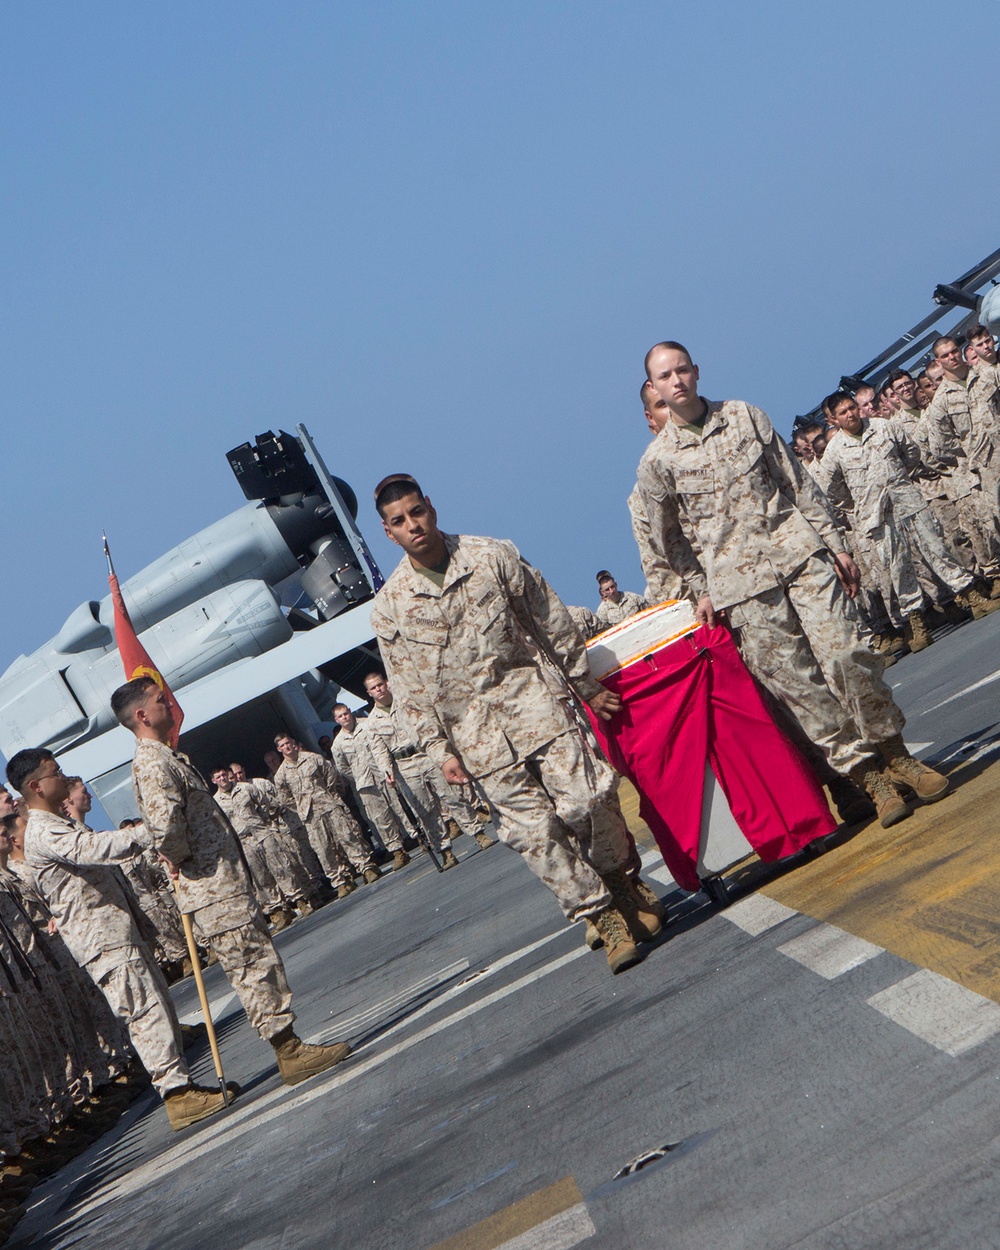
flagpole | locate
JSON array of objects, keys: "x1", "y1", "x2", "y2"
[
  {"x1": 172, "y1": 882, "x2": 231, "y2": 1107},
  {"x1": 102, "y1": 532, "x2": 226, "y2": 1101}
]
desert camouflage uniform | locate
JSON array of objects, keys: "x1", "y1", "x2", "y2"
[
  {"x1": 237, "y1": 780, "x2": 317, "y2": 902},
  {"x1": 252, "y1": 776, "x2": 326, "y2": 890},
  {"x1": 23, "y1": 808, "x2": 190, "y2": 1096},
  {"x1": 565, "y1": 604, "x2": 600, "y2": 639},
  {"x1": 365, "y1": 700, "x2": 455, "y2": 855},
  {"x1": 815, "y1": 419, "x2": 973, "y2": 616},
  {"x1": 923, "y1": 364, "x2": 1000, "y2": 579},
  {"x1": 273, "y1": 751, "x2": 376, "y2": 885},
  {"x1": 371, "y1": 533, "x2": 633, "y2": 922},
  {"x1": 133, "y1": 739, "x2": 294, "y2": 1043},
  {"x1": 893, "y1": 405, "x2": 977, "y2": 572},
  {"x1": 635, "y1": 399, "x2": 904, "y2": 776},
  {"x1": 331, "y1": 722, "x2": 405, "y2": 854},
  {"x1": 214, "y1": 786, "x2": 283, "y2": 912},
  {"x1": 628, "y1": 485, "x2": 686, "y2": 605},
  {"x1": 5, "y1": 856, "x2": 126, "y2": 1093},
  {"x1": 0, "y1": 874, "x2": 82, "y2": 1118},
  {"x1": 119, "y1": 839, "x2": 188, "y2": 965},
  {"x1": 594, "y1": 588, "x2": 649, "y2": 629}
]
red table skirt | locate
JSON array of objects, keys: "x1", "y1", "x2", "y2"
[{"x1": 588, "y1": 623, "x2": 837, "y2": 892}]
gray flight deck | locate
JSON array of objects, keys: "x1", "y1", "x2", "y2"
[{"x1": 10, "y1": 611, "x2": 1000, "y2": 1250}]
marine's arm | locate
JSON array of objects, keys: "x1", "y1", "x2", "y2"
[{"x1": 134, "y1": 754, "x2": 194, "y2": 865}]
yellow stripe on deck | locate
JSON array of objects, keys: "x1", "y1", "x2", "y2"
[
  {"x1": 428, "y1": 1176, "x2": 584, "y2": 1250},
  {"x1": 761, "y1": 758, "x2": 1000, "y2": 1003},
  {"x1": 617, "y1": 777, "x2": 656, "y2": 850}
]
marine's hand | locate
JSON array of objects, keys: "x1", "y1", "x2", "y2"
[
  {"x1": 696, "y1": 595, "x2": 717, "y2": 627},
  {"x1": 587, "y1": 689, "x2": 622, "y2": 721},
  {"x1": 442, "y1": 755, "x2": 471, "y2": 785},
  {"x1": 47, "y1": 918, "x2": 58, "y2": 936},
  {"x1": 384, "y1": 772, "x2": 396, "y2": 787},
  {"x1": 833, "y1": 552, "x2": 861, "y2": 599},
  {"x1": 157, "y1": 852, "x2": 180, "y2": 881}
]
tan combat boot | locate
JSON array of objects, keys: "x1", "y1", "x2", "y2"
[
  {"x1": 336, "y1": 878, "x2": 356, "y2": 899},
  {"x1": 629, "y1": 872, "x2": 668, "y2": 923},
  {"x1": 827, "y1": 774, "x2": 876, "y2": 825},
  {"x1": 164, "y1": 1082, "x2": 237, "y2": 1131},
  {"x1": 939, "y1": 598, "x2": 971, "y2": 625},
  {"x1": 271, "y1": 1027, "x2": 352, "y2": 1086},
  {"x1": 584, "y1": 919, "x2": 603, "y2": 950},
  {"x1": 392, "y1": 849, "x2": 411, "y2": 869},
  {"x1": 440, "y1": 848, "x2": 460, "y2": 870},
  {"x1": 959, "y1": 584, "x2": 1000, "y2": 619},
  {"x1": 879, "y1": 734, "x2": 950, "y2": 803},
  {"x1": 362, "y1": 867, "x2": 381, "y2": 885},
  {"x1": 590, "y1": 907, "x2": 644, "y2": 974},
  {"x1": 990, "y1": 576, "x2": 1000, "y2": 601},
  {"x1": 904, "y1": 610, "x2": 933, "y2": 652},
  {"x1": 296, "y1": 897, "x2": 316, "y2": 917},
  {"x1": 849, "y1": 762, "x2": 912, "y2": 828},
  {"x1": 603, "y1": 866, "x2": 663, "y2": 941},
  {"x1": 473, "y1": 831, "x2": 497, "y2": 850},
  {"x1": 268, "y1": 907, "x2": 294, "y2": 932}
]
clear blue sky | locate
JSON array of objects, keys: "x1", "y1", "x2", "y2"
[{"x1": 2, "y1": 0, "x2": 997, "y2": 671}]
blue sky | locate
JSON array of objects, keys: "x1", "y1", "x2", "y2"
[{"x1": 2, "y1": 0, "x2": 997, "y2": 674}]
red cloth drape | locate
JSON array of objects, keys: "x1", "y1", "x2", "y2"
[{"x1": 588, "y1": 623, "x2": 836, "y2": 892}]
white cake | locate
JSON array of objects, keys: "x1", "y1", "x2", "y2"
[{"x1": 586, "y1": 599, "x2": 698, "y2": 681}]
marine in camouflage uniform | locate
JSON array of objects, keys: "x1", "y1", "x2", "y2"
[
  {"x1": 329, "y1": 708, "x2": 408, "y2": 867},
  {"x1": 891, "y1": 382, "x2": 978, "y2": 575},
  {"x1": 594, "y1": 580, "x2": 648, "y2": 629},
  {"x1": 21, "y1": 805, "x2": 190, "y2": 1099},
  {"x1": 119, "y1": 837, "x2": 189, "y2": 967},
  {"x1": 363, "y1": 677, "x2": 493, "y2": 867},
  {"x1": 272, "y1": 743, "x2": 379, "y2": 891},
  {"x1": 814, "y1": 403, "x2": 978, "y2": 647},
  {"x1": 923, "y1": 344, "x2": 1000, "y2": 597},
  {"x1": 637, "y1": 342, "x2": 948, "y2": 826},
  {"x1": 370, "y1": 475, "x2": 661, "y2": 973}
]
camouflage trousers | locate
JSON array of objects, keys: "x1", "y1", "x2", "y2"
[
  {"x1": 727, "y1": 553, "x2": 904, "y2": 776},
  {"x1": 193, "y1": 907, "x2": 295, "y2": 1042},
  {"x1": 278, "y1": 813, "x2": 325, "y2": 892},
  {"x1": 869, "y1": 505, "x2": 973, "y2": 617},
  {"x1": 393, "y1": 760, "x2": 453, "y2": 853},
  {"x1": 926, "y1": 493, "x2": 978, "y2": 573},
  {"x1": 476, "y1": 728, "x2": 632, "y2": 923},
  {"x1": 355, "y1": 786, "x2": 405, "y2": 852},
  {"x1": 844, "y1": 526, "x2": 895, "y2": 633},
  {"x1": 955, "y1": 487, "x2": 1000, "y2": 579},
  {"x1": 432, "y1": 773, "x2": 483, "y2": 838},
  {"x1": 136, "y1": 886, "x2": 188, "y2": 965},
  {"x1": 304, "y1": 805, "x2": 376, "y2": 885},
  {"x1": 90, "y1": 946, "x2": 189, "y2": 1097},
  {"x1": 1, "y1": 996, "x2": 50, "y2": 1146},
  {"x1": 239, "y1": 831, "x2": 283, "y2": 911}
]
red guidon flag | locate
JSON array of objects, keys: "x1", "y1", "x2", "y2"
[{"x1": 104, "y1": 534, "x2": 184, "y2": 748}]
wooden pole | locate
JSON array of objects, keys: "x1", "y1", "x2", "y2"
[{"x1": 173, "y1": 884, "x2": 230, "y2": 1106}]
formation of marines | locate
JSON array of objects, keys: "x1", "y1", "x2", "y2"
[{"x1": 3, "y1": 324, "x2": 997, "y2": 1233}]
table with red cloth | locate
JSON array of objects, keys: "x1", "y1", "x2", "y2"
[{"x1": 587, "y1": 622, "x2": 837, "y2": 893}]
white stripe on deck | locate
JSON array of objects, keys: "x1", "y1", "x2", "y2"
[
  {"x1": 722, "y1": 895, "x2": 798, "y2": 935},
  {"x1": 777, "y1": 924, "x2": 883, "y2": 979},
  {"x1": 920, "y1": 667, "x2": 1000, "y2": 714},
  {"x1": 867, "y1": 969, "x2": 1000, "y2": 1056},
  {"x1": 496, "y1": 1203, "x2": 597, "y2": 1250}
]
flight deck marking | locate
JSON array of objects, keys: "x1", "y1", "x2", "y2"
[
  {"x1": 722, "y1": 895, "x2": 797, "y2": 935},
  {"x1": 179, "y1": 991, "x2": 237, "y2": 1027},
  {"x1": 427, "y1": 1176, "x2": 593, "y2": 1250},
  {"x1": 866, "y1": 969, "x2": 1000, "y2": 1056},
  {"x1": 920, "y1": 666, "x2": 1000, "y2": 714},
  {"x1": 777, "y1": 924, "x2": 883, "y2": 979},
  {"x1": 67, "y1": 936, "x2": 588, "y2": 1221}
]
